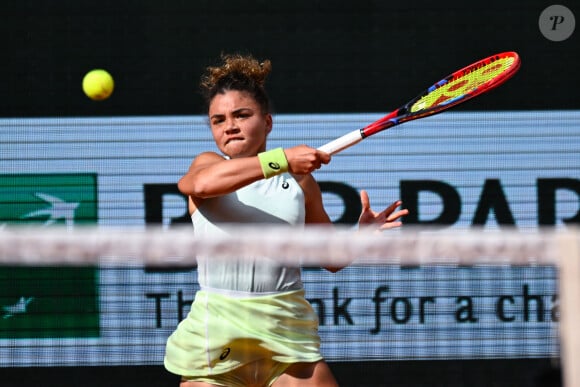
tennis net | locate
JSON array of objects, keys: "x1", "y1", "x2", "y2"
[{"x1": 0, "y1": 226, "x2": 577, "y2": 386}]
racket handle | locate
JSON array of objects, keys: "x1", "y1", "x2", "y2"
[{"x1": 317, "y1": 129, "x2": 364, "y2": 155}]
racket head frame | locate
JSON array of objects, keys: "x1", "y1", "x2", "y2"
[{"x1": 361, "y1": 51, "x2": 521, "y2": 138}]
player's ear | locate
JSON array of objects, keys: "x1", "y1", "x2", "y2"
[{"x1": 264, "y1": 114, "x2": 273, "y2": 135}]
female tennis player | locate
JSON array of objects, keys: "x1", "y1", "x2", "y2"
[{"x1": 164, "y1": 53, "x2": 409, "y2": 387}]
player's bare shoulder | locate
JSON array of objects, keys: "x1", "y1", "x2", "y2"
[
  {"x1": 190, "y1": 151, "x2": 226, "y2": 169},
  {"x1": 194, "y1": 151, "x2": 226, "y2": 162}
]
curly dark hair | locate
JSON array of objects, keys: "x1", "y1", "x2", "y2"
[{"x1": 200, "y1": 53, "x2": 272, "y2": 114}]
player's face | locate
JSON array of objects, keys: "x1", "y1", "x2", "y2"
[{"x1": 208, "y1": 90, "x2": 272, "y2": 158}]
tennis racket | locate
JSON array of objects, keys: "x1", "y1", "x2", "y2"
[{"x1": 318, "y1": 51, "x2": 521, "y2": 155}]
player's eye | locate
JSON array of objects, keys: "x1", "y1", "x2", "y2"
[
  {"x1": 235, "y1": 110, "x2": 253, "y2": 119},
  {"x1": 211, "y1": 117, "x2": 225, "y2": 125}
]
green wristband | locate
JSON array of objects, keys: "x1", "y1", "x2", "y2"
[{"x1": 257, "y1": 147, "x2": 289, "y2": 178}]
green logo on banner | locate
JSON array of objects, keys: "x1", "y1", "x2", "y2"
[{"x1": 0, "y1": 174, "x2": 100, "y2": 338}]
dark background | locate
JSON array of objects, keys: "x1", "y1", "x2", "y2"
[
  {"x1": 0, "y1": 359, "x2": 563, "y2": 387},
  {"x1": 1, "y1": 0, "x2": 578, "y2": 118},
  {"x1": 1, "y1": 1, "x2": 574, "y2": 385}
]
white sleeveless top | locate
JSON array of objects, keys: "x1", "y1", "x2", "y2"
[{"x1": 192, "y1": 173, "x2": 305, "y2": 293}]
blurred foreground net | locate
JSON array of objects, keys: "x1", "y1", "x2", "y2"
[{"x1": 0, "y1": 226, "x2": 578, "y2": 386}]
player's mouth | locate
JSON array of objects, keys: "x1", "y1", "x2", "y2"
[{"x1": 225, "y1": 137, "x2": 244, "y2": 145}]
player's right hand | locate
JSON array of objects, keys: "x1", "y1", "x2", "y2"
[{"x1": 284, "y1": 145, "x2": 331, "y2": 175}]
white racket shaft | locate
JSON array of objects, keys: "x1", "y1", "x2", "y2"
[{"x1": 317, "y1": 129, "x2": 364, "y2": 155}]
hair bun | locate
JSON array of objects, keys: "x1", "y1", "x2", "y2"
[{"x1": 201, "y1": 54, "x2": 272, "y2": 91}]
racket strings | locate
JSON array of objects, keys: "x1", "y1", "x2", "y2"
[{"x1": 410, "y1": 54, "x2": 519, "y2": 113}]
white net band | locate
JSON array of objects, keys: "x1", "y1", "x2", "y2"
[{"x1": 0, "y1": 226, "x2": 573, "y2": 267}]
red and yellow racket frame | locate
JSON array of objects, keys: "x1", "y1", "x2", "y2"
[{"x1": 319, "y1": 51, "x2": 521, "y2": 154}]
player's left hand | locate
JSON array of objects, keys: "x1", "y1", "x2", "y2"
[{"x1": 358, "y1": 190, "x2": 409, "y2": 231}]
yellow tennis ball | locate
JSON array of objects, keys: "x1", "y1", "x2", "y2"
[{"x1": 82, "y1": 69, "x2": 114, "y2": 101}]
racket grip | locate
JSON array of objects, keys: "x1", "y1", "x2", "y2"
[{"x1": 317, "y1": 129, "x2": 364, "y2": 155}]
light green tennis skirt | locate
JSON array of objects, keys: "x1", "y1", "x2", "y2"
[{"x1": 164, "y1": 288, "x2": 323, "y2": 378}]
